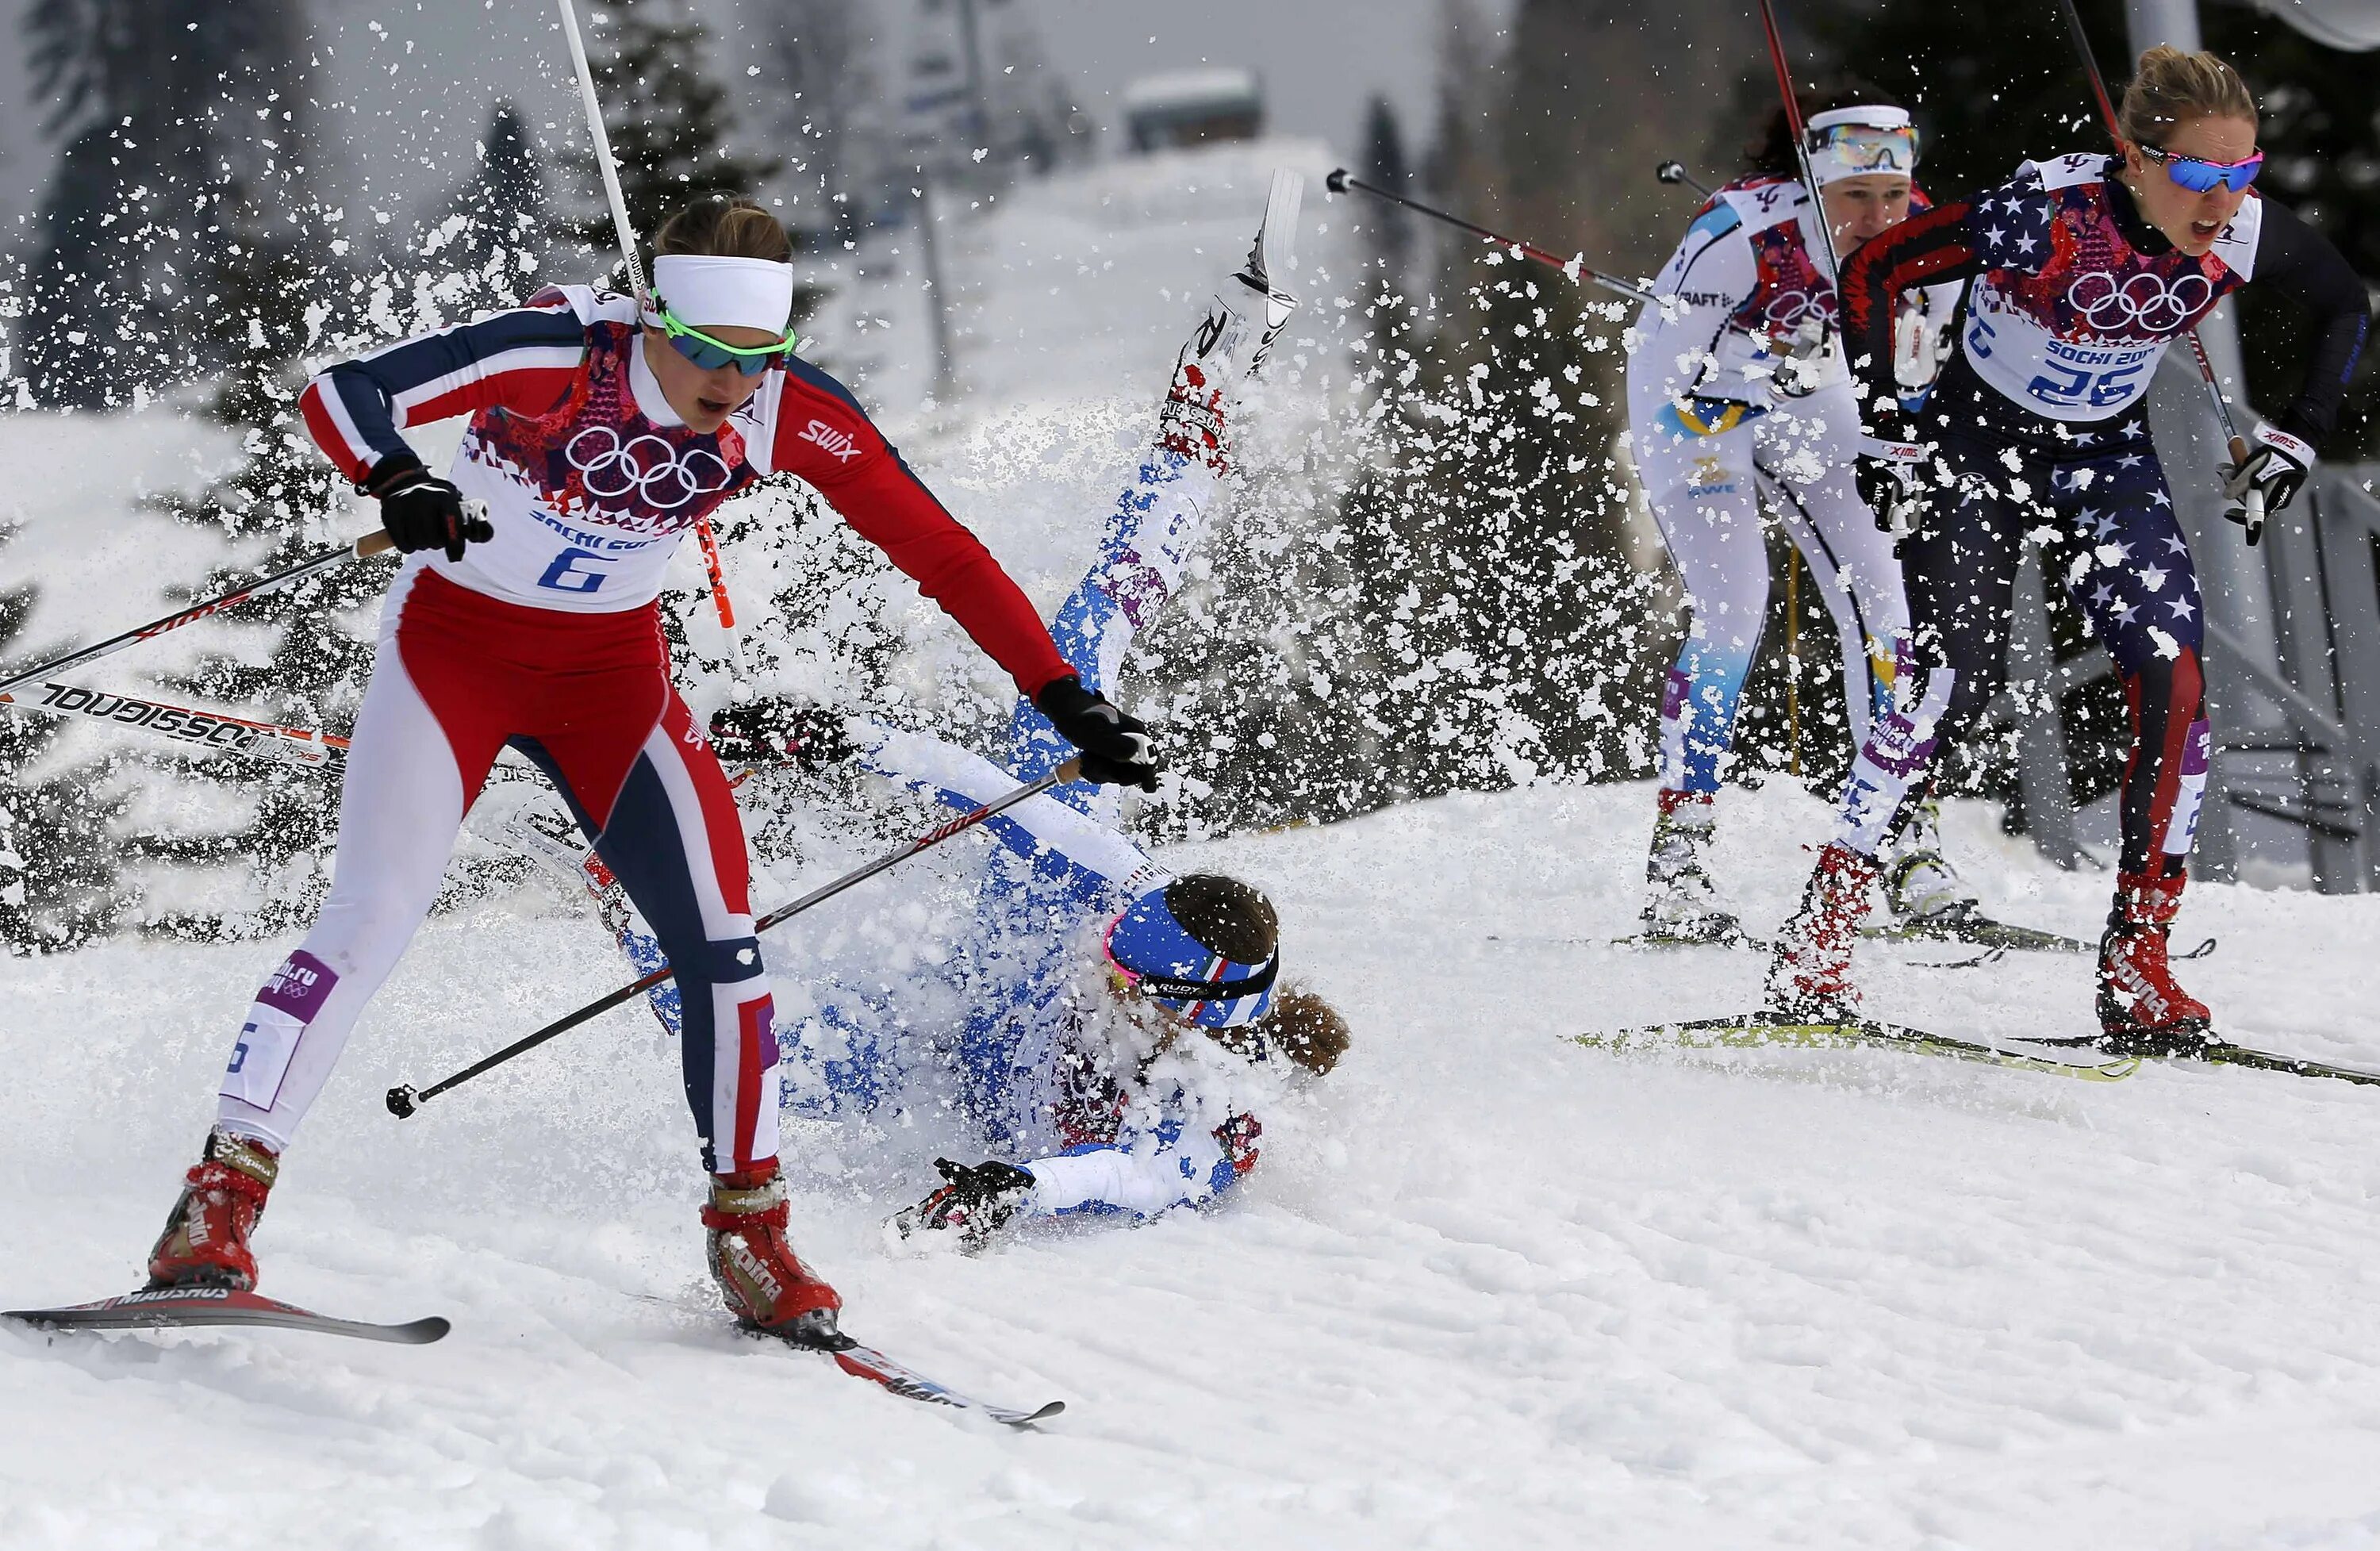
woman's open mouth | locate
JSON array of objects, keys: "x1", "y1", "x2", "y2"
[
  {"x1": 697, "y1": 395, "x2": 732, "y2": 417},
  {"x1": 2190, "y1": 217, "x2": 2224, "y2": 241}
]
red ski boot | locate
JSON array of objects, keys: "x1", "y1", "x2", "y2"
[
  {"x1": 1764, "y1": 842, "x2": 1883, "y2": 1023},
  {"x1": 2096, "y1": 871, "x2": 2212, "y2": 1054},
  {"x1": 703, "y1": 1158, "x2": 843, "y2": 1346},
  {"x1": 146, "y1": 1130, "x2": 279, "y2": 1291}
]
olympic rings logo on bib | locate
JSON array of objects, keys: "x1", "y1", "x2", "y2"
[
  {"x1": 564, "y1": 426, "x2": 734, "y2": 515},
  {"x1": 2064, "y1": 270, "x2": 2212, "y2": 340},
  {"x1": 1762, "y1": 288, "x2": 1836, "y2": 328}
]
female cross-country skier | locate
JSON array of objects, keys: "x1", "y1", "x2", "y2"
[
  {"x1": 143, "y1": 196, "x2": 1160, "y2": 1347},
  {"x1": 850, "y1": 242, "x2": 1352, "y2": 1246},
  {"x1": 719, "y1": 192, "x2": 1352, "y2": 1245},
  {"x1": 1626, "y1": 87, "x2": 1970, "y2": 942},
  {"x1": 1766, "y1": 47, "x2": 2370, "y2": 1048}
]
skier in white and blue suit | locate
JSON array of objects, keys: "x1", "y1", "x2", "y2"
[{"x1": 710, "y1": 194, "x2": 1349, "y2": 1244}]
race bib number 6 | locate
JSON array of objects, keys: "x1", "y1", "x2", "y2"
[{"x1": 537, "y1": 546, "x2": 611, "y2": 594}]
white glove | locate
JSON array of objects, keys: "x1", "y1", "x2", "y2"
[
  {"x1": 2221, "y1": 423, "x2": 2315, "y2": 547},
  {"x1": 1856, "y1": 430, "x2": 1931, "y2": 541}
]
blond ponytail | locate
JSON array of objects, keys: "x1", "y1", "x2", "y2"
[{"x1": 2118, "y1": 44, "x2": 2256, "y2": 147}]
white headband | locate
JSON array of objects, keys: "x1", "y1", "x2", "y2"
[
  {"x1": 1806, "y1": 105, "x2": 1920, "y2": 186},
  {"x1": 650, "y1": 254, "x2": 795, "y2": 335}
]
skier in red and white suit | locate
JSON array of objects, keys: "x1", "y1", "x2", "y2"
[{"x1": 144, "y1": 198, "x2": 1157, "y2": 1344}]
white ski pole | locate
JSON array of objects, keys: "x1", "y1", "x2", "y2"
[
  {"x1": 556, "y1": 0, "x2": 649, "y2": 308},
  {"x1": 555, "y1": 0, "x2": 750, "y2": 683}
]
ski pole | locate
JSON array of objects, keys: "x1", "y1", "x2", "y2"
[
  {"x1": 1751, "y1": 0, "x2": 1846, "y2": 290},
  {"x1": 557, "y1": 0, "x2": 650, "y2": 308},
  {"x1": 0, "y1": 680, "x2": 347, "y2": 772},
  {"x1": 2048, "y1": 0, "x2": 2261, "y2": 539},
  {"x1": 1656, "y1": 160, "x2": 1714, "y2": 199},
  {"x1": 386, "y1": 758, "x2": 1084, "y2": 1117},
  {"x1": 0, "y1": 527, "x2": 410, "y2": 701},
  {"x1": 1323, "y1": 168, "x2": 1655, "y2": 305}
]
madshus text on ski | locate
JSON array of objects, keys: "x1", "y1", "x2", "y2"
[{"x1": 2, "y1": 0, "x2": 2373, "y2": 1425}]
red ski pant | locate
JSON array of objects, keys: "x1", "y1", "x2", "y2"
[{"x1": 215, "y1": 565, "x2": 777, "y2": 1173}]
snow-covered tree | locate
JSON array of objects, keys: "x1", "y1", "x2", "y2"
[
  {"x1": 554, "y1": 0, "x2": 783, "y2": 270},
  {"x1": 17, "y1": 0, "x2": 328, "y2": 409},
  {"x1": 0, "y1": 541, "x2": 137, "y2": 950},
  {"x1": 413, "y1": 101, "x2": 552, "y2": 317},
  {"x1": 1361, "y1": 94, "x2": 1417, "y2": 297}
]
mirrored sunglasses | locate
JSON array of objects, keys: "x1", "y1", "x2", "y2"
[
  {"x1": 1809, "y1": 121, "x2": 1921, "y2": 175},
  {"x1": 656, "y1": 304, "x2": 796, "y2": 377},
  {"x1": 2140, "y1": 143, "x2": 2263, "y2": 194}
]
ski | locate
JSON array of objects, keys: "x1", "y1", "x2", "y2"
[
  {"x1": 754, "y1": 1325, "x2": 1063, "y2": 1427},
  {"x1": 1576, "y1": 1013, "x2": 2140, "y2": 1081},
  {"x1": 1863, "y1": 908, "x2": 2216, "y2": 962},
  {"x1": 2022, "y1": 1031, "x2": 2380, "y2": 1088},
  {"x1": 2194, "y1": 1041, "x2": 2380, "y2": 1087},
  {"x1": 1863, "y1": 909, "x2": 2094, "y2": 955},
  {"x1": 2, "y1": 1286, "x2": 449, "y2": 1344},
  {"x1": 1610, "y1": 927, "x2": 1768, "y2": 952}
]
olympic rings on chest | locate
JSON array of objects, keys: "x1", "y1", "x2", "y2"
[
  {"x1": 1760, "y1": 286, "x2": 1837, "y2": 328},
  {"x1": 2064, "y1": 268, "x2": 2214, "y2": 340},
  {"x1": 563, "y1": 424, "x2": 736, "y2": 512}
]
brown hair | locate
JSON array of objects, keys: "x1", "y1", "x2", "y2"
[
  {"x1": 1262, "y1": 985, "x2": 1350, "y2": 1077},
  {"x1": 651, "y1": 195, "x2": 792, "y2": 263},
  {"x1": 2118, "y1": 45, "x2": 2256, "y2": 148}
]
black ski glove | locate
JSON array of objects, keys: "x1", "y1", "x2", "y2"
[
  {"x1": 1034, "y1": 675, "x2": 1159, "y2": 791},
  {"x1": 888, "y1": 1157, "x2": 1036, "y2": 1251},
  {"x1": 363, "y1": 452, "x2": 493, "y2": 562},
  {"x1": 707, "y1": 697, "x2": 856, "y2": 770}
]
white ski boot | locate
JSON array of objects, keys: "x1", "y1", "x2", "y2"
[
  {"x1": 1883, "y1": 794, "x2": 1981, "y2": 926},
  {"x1": 1161, "y1": 169, "x2": 1302, "y2": 471},
  {"x1": 1639, "y1": 790, "x2": 1745, "y2": 944}
]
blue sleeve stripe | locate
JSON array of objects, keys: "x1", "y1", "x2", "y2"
[
  {"x1": 352, "y1": 308, "x2": 586, "y2": 399},
  {"x1": 782, "y1": 353, "x2": 870, "y2": 418}
]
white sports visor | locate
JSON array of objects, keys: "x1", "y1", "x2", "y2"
[{"x1": 650, "y1": 254, "x2": 796, "y2": 334}]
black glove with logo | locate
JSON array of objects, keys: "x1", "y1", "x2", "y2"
[
  {"x1": 1034, "y1": 675, "x2": 1159, "y2": 791},
  {"x1": 707, "y1": 697, "x2": 856, "y2": 770},
  {"x1": 888, "y1": 1158, "x2": 1036, "y2": 1252},
  {"x1": 363, "y1": 452, "x2": 493, "y2": 562},
  {"x1": 2221, "y1": 423, "x2": 2316, "y2": 547},
  {"x1": 1854, "y1": 420, "x2": 1933, "y2": 543}
]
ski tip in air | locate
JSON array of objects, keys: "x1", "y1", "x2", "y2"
[
  {"x1": 1257, "y1": 167, "x2": 1303, "y2": 283},
  {"x1": 3, "y1": 1286, "x2": 450, "y2": 1344}
]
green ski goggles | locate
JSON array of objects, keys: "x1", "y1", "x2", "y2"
[{"x1": 654, "y1": 302, "x2": 797, "y2": 377}]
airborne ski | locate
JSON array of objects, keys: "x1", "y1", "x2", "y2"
[
  {"x1": 754, "y1": 1324, "x2": 1063, "y2": 1427},
  {"x1": 3, "y1": 1286, "x2": 449, "y2": 1344},
  {"x1": 1576, "y1": 1013, "x2": 2140, "y2": 1081}
]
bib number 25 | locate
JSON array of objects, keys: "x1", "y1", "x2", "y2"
[
  {"x1": 2025, "y1": 357, "x2": 2148, "y2": 410},
  {"x1": 537, "y1": 546, "x2": 611, "y2": 595}
]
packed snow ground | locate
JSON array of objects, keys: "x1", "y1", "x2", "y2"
[{"x1": 7, "y1": 781, "x2": 2380, "y2": 1549}]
